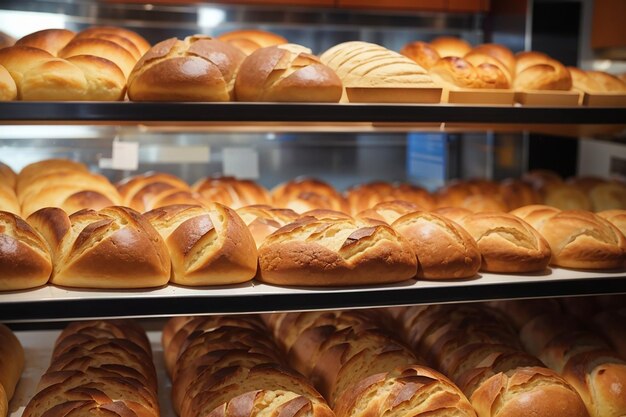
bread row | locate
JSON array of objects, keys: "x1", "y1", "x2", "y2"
[{"x1": 2, "y1": 27, "x2": 625, "y2": 103}]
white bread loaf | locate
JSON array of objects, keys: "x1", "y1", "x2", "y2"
[
  {"x1": 144, "y1": 203, "x2": 258, "y2": 286},
  {"x1": 27, "y1": 206, "x2": 170, "y2": 288}
]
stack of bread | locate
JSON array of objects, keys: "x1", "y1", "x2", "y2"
[
  {"x1": 162, "y1": 315, "x2": 335, "y2": 417},
  {"x1": 490, "y1": 298, "x2": 626, "y2": 417},
  {"x1": 22, "y1": 320, "x2": 159, "y2": 417},
  {"x1": 0, "y1": 26, "x2": 149, "y2": 100},
  {"x1": 393, "y1": 304, "x2": 590, "y2": 417},
  {"x1": 0, "y1": 324, "x2": 24, "y2": 417},
  {"x1": 264, "y1": 310, "x2": 478, "y2": 416}
]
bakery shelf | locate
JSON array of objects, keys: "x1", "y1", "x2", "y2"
[{"x1": 0, "y1": 269, "x2": 624, "y2": 323}]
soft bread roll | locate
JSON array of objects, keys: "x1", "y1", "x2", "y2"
[
  {"x1": 514, "y1": 51, "x2": 572, "y2": 91},
  {"x1": 15, "y1": 29, "x2": 75, "y2": 55},
  {"x1": 430, "y1": 56, "x2": 510, "y2": 90},
  {"x1": 0, "y1": 185, "x2": 20, "y2": 215},
  {"x1": 469, "y1": 44, "x2": 516, "y2": 76},
  {"x1": 0, "y1": 162, "x2": 16, "y2": 190},
  {"x1": 144, "y1": 204, "x2": 258, "y2": 286},
  {"x1": 0, "y1": 324, "x2": 24, "y2": 406},
  {"x1": 320, "y1": 41, "x2": 434, "y2": 89},
  {"x1": 128, "y1": 35, "x2": 245, "y2": 101},
  {"x1": 0, "y1": 65, "x2": 17, "y2": 101},
  {"x1": 511, "y1": 205, "x2": 626, "y2": 269},
  {"x1": 470, "y1": 367, "x2": 589, "y2": 417},
  {"x1": 271, "y1": 178, "x2": 348, "y2": 213},
  {"x1": 392, "y1": 211, "x2": 481, "y2": 279},
  {"x1": 235, "y1": 44, "x2": 342, "y2": 102},
  {"x1": 192, "y1": 176, "x2": 271, "y2": 208},
  {"x1": 0, "y1": 210, "x2": 52, "y2": 290},
  {"x1": 589, "y1": 182, "x2": 626, "y2": 211},
  {"x1": 117, "y1": 172, "x2": 196, "y2": 212},
  {"x1": 544, "y1": 184, "x2": 592, "y2": 210},
  {"x1": 500, "y1": 179, "x2": 542, "y2": 210},
  {"x1": 347, "y1": 182, "x2": 434, "y2": 215},
  {"x1": 218, "y1": 29, "x2": 287, "y2": 55},
  {"x1": 356, "y1": 200, "x2": 420, "y2": 225},
  {"x1": 400, "y1": 41, "x2": 441, "y2": 70},
  {"x1": 16, "y1": 159, "x2": 88, "y2": 195},
  {"x1": 258, "y1": 217, "x2": 417, "y2": 286},
  {"x1": 450, "y1": 212, "x2": 552, "y2": 273},
  {"x1": 74, "y1": 26, "x2": 150, "y2": 56},
  {"x1": 430, "y1": 36, "x2": 472, "y2": 58},
  {"x1": 0, "y1": 45, "x2": 125, "y2": 101},
  {"x1": 27, "y1": 206, "x2": 170, "y2": 288},
  {"x1": 59, "y1": 37, "x2": 137, "y2": 78}
]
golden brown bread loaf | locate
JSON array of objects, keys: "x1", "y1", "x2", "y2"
[
  {"x1": 27, "y1": 206, "x2": 170, "y2": 288},
  {"x1": 0, "y1": 65, "x2": 17, "y2": 101},
  {"x1": 16, "y1": 159, "x2": 88, "y2": 195},
  {"x1": 0, "y1": 210, "x2": 52, "y2": 291},
  {"x1": 429, "y1": 56, "x2": 510, "y2": 90},
  {"x1": 271, "y1": 178, "x2": 349, "y2": 213},
  {"x1": 117, "y1": 172, "x2": 200, "y2": 212},
  {"x1": 346, "y1": 182, "x2": 434, "y2": 215},
  {"x1": 567, "y1": 176, "x2": 607, "y2": 194},
  {"x1": 320, "y1": 41, "x2": 434, "y2": 90},
  {"x1": 569, "y1": 69, "x2": 626, "y2": 93},
  {"x1": 0, "y1": 185, "x2": 20, "y2": 215},
  {"x1": 356, "y1": 200, "x2": 420, "y2": 225},
  {"x1": 593, "y1": 309, "x2": 626, "y2": 359},
  {"x1": 500, "y1": 179, "x2": 542, "y2": 210},
  {"x1": 511, "y1": 205, "x2": 626, "y2": 269},
  {"x1": 74, "y1": 26, "x2": 150, "y2": 56},
  {"x1": 514, "y1": 51, "x2": 572, "y2": 91},
  {"x1": 217, "y1": 29, "x2": 288, "y2": 55},
  {"x1": 144, "y1": 203, "x2": 257, "y2": 286},
  {"x1": 469, "y1": 44, "x2": 516, "y2": 76},
  {"x1": 400, "y1": 41, "x2": 441, "y2": 70},
  {"x1": 392, "y1": 211, "x2": 481, "y2": 279},
  {"x1": 522, "y1": 169, "x2": 563, "y2": 196},
  {"x1": 236, "y1": 205, "x2": 299, "y2": 247},
  {"x1": 58, "y1": 37, "x2": 137, "y2": 78},
  {"x1": 463, "y1": 51, "x2": 513, "y2": 85},
  {"x1": 543, "y1": 183, "x2": 592, "y2": 211},
  {"x1": 15, "y1": 29, "x2": 75, "y2": 55},
  {"x1": 589, "y1": 182, "x2": 626, "y2": 211},
  {"x1": 258, "y1": 217, "x2": 417, "y2": 286},
  {"x1": 192, "y1": 176, "x2": 271, "y2": 209},
  {"x1": 128, "y1": 35, "x2": 245, "y2": 101},
  {"x1": 0, "y1": 323, "x2": 25, "y2": 411},
  {"x1": 0, "y1": 162, "x2": 16, "y2": 190},
  {"x1": 597, "y1": 209, "x2": 626, "y2": 238},
  {"x1": 235, "y1": 44, "x2": 342, "y2": 102},
  {"x1": 430, "y1": 36, "x2": 472, "y2": 58}
]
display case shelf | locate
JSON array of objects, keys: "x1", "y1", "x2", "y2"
[{"x1": 1, "y1": 269, "x2": 624, "y2": 323}]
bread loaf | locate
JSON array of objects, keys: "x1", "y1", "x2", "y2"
[
  {"x1": 430, "y1": 36, "x2": 472, "y2": 58},
  {"x1": 236, "y1": 205, "x2": 298, "y2": 247},
  {"x1": 117, "y1": 172, "x2": 201, "y2": 212},
  {"x1": 463, "y1": 51, "x2": 513, "y2": 85},
  {"x1": 392, "y1": 211, "x2": 481, "y2": 279},
  {"x1": 400, "y1": 41, "x2": 441, "y2": 70},
  {"x1": 543, "y1": 184, "x2": 592, "y2": 211},
  {"x1": 589, "y1": 182, "x2": 626, "y2": 211},
  {"x1": 0, "y1": 65, "x2": 17, "y2": 101},
  {"x1": 429, "y1": 57, "x2": 510, "y2": 90},
  {"x1": 258, "y1": 217, "x2": 417, "y2": 286},
  {"x1": 192, "y1": 176, "x2": 271, "y2": 208},
  {"x1": 500, "y1": 179, "x2": 542, "y2": 210},
  {"x1": 320, "y1": 41, "x2": 434, "y2": 89},
  {"x1": 0, "y1": 323, "x2": 24, "y2": 412},
  {"x1": 217, "y1": 29, "x2": 287, "y2": 55},
  {"x1": 511, "y1": 205, "x2": 626, "y2": 269},
  {"x1": 570, "y1": 68, "x2": 626, "y2": 93},
  {"x1": 0, "y1": 162, "x2": 15, "y2": 190},
  {"x1": 0, "y1": 210, "x2": 52, "y2": 290},
  {"x1": 271, "y1": 178, "x2": 349, "y2": 214},
  {"x1": 347, "y1": 182, "x2": 434, "y2": 215},
  {"x1": 0, "y1": 185, "x2": 20, "y2": 215},
  {"x1": 128, "y1": 35, "x2": 245, "y2": 101},
  {"x1": 469, "y1": 44, "x2": 516, "y2": 76},
  {"x1": 356, "y1": 200, "x2": 420, "y2": 225},
  {"x1": 522, "y1": 169, "x2": 563, "y2": 196},
  {"x1": 27, "y1": 206, "x2": 170, "y2": 288},
  {"x1": 73, "y1": 26, "x2": 150, "y2": 56},
  {"x1": 16, "y1": 159, "x2": 88, "y2": 195},
  {"x1": 15, "y1": 29, "x2": 75, "y2": 55},
  {"x1": 144, "y1": 203, "x2": 257, "y2": 286},
  {"x1": 235, "y1": 44, "x2": 342, "y2": 102},
  {"x1": 514, "y1": 51, "x2": 572, "y2": 91}
]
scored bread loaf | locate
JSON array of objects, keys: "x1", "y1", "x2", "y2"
[
  {"x1": 0, "y1": 65, "x2": 17, "y2": 101},
  {"x1": 271, "y1": 178, "x2": 349, "y2": 214},
  {"x1": 356, "y1": 200, "x2": 421, "y2": 225},
  {"x1": 429, "y1": 56, "x2": 510, "y2": 90},
  {"x1": 400, "y1": 41, "x2": 441, "y2": 70},
  {"x1": 514, "y1": 51, "x2": 572, "y2": 91},
  {"x1": 597, "y1": 209, "x2": 626, "y2": 238},
  {"x1": 235, "y1": 44, "x2": 342, "y2": 102},
  {"x1": 543, "y1": 183, "x2": 592, "y2": 211},
  {"x1": 117, "y1": 172, "x2": 205, "y2": 212},
  {"x1": 128, "y1": 35, "x2": 245, "y2": 101},
  {"x1": 430, "y1": 36, "x2": 472, "y2": 58},
  {"x1": 258, "y1": 217, "x2": 417, "y2": 286},
  {"x1": 27, "y1": 206, "x2": 170, "y2": 288},
  {"x1": 0, "y1": 185, "x2": 20, "y2": 215},
  {"x1": 0, "y1": 210, "x2": 52, "y2": 291},
  {"x1": 0, "y1": 323, "x2": 25, "y2": 414},
  {"x1": 217, "y1": 29, "x2": 287, "y2": 55},
  {"x1": 511, "y1": 205, "x2": 626, "y2": 269},
  {"x1": 192, "y1": 176, "x2": 271, "y2": 209},
  {"x1": 392, "y1": 211, "x2": 481, "y2": 279},
  {"x1": 236, "y1": 205, "x2": 299, "y2": 247},
  {"x1": 144, "y1": 203, "x2": 258, "y2": 286}
]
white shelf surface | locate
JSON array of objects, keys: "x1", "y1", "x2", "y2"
[{"x1": 0, "y1": 268, "x2": 625, "y2": 322}]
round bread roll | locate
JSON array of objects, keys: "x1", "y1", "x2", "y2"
[
  {"x1": 16, "y1": 159, "x2": 88, "y2": 195},
  {"x1": 27, "y1": 206, "x2": 170, "y2": 288},
  {"x1": 470, "y1": 43, "x2": 516, "y2": 76},
  {"x1": 74, "y1": 26, "x2": 150, "y2": 56},
  {"x1": 128, "y1": 35, "x2": 245, "y2": 101},
  {"x1": 430, "y1": 56, "x2": 510, "y2": 90},
  {"x1": 0, "y1": 185, "x2": 19, "y2": 215},
  {"x1": 544, "y1": 184, "x2": 592, "y2": 211},
  {"x1": 500, "y1": 179, "x2": 542, "y2": 210},
  {"x1": 400, "y1": 41, "x2": 441, "y2": 70},
  {"x1": 235, "y1": 44, "x2": 342, "y2": 102},
  {"x1": 236, "y1": 205, "x2": 299, "y2": 247},
  {"x1": 0, "y1": 323, "x2": 24, "y2": 404},
  {"x1": 514, "y1": 51, "x2": 572, "y2": 91},
  {"x1": 0, "y1": 162, "x2": 15, "y2": 190},
  {"x1": 271, "y1": 178, "x2": 348, "y2": 214},
  {"x1": 589, "y1": 182, "x2": 626, "y2": 211},
  {"x1": 258, "y1": 217, "x2": 417, "y2": 286},
  {"x1": 356, "y1": 200, "x2": 420, "y2": 225},
  {"x1": 0, "y1": 210, "x2": 52, "y2": 291},
  {"x1": 470, "y1": 367, "x2": 589, "y2": 417},
  {"x1": 455, "y1": 212, "x2": 552, "y2": 273},
  {"x1": 430, "y1": 36, "x2": 472, "y2": 58},
  {"x1": 0, "y1": 65, "x2": 17, "y2": 101},
  {"x1": 193, "y1": 176, "x2": 271, "y2": 208},
  {"x1": 59, "y1": 37, "x2": 137, "y2": 78},
  {"x1": 218, "y1": 29, "x2": 287, "y2": 55},
  {"x1": 145, "y1": 203, "x2": 257, "y2": 286},
  {"x1": 512, "y1": 205, "x2": 626, "y2": 269},
  {"x1": 392, "y1": 211, "x2": 481, "y2": 279},
  {"x1": 15, "y1": 29, "x2": 76, "y2": 55},
  {"x1": 117, "y1": 172, "x2": 192, "y2": 212}
]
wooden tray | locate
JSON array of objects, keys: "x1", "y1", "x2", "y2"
[
  {"x1": 447, "y1": 89, "x2": 514, "y2": 105},
  {"x1": 345, "y1": 87, "x2": 442, "y2": 103},
  {"x1": 583, "y1": 93, "x2": 626, "y2": 107},
  {"x1": 514, "y1": 90, "x2": 581, "y2": 106}
]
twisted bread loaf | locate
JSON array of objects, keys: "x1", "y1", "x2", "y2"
[
  {"x1": 128, "y1": 35, "x2": 245, "y2": 101},
  {"x1": 271, "y1": 178, "x2": 348, "y2": 214},
  {"x1": 236, "y1": 205, "x2": 299, "y2": 247},
  {"x1": 27, "y1": 206, "x2": 170, "y2": 288},
  {"x1": 192, "y1": 176, "x2": 271, "y2": 209},
  {"x1": 144, "y1": 203, "x2": 257, "y2": 286},
  {"x1": 217, "y1": 29, "x2": 287, "y2": 55},
  {"x1": 0, "y1": 210, "x2": 52, "y2": 290},
  {"x1": 0, "y1": 323, "x2": 24, "y2": 417},
  {"x1": 235, "y1": 44, "x2": 342, "y2": 102},
  {"x1": 429, "y1": 56, "x2": 510, "y2": 90},
  {"x1": 514, "y1": 51, "x2": 572, "y2": 91},
  {"x1": 400, "y1": 41, "x2": 441, "y2": 70},
  {"x1": 258, "y1": 217, "x2": 417, "y2": 286}
]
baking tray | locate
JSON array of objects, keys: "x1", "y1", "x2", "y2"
[{"x1": 0, "y1": 268, "x2": 624, "y2": 322}]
